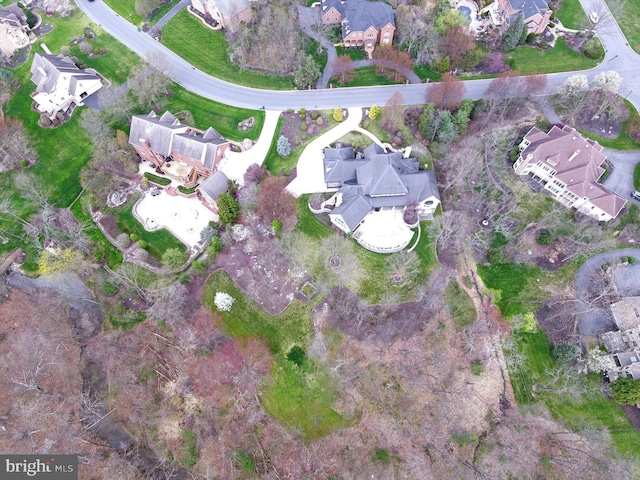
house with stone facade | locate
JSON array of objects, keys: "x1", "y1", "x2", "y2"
[
  {"x1": 602, "y1": 297, "x2": 640, "y2": 381},
  {"x1": 317, "y1": 143, "x2": 440, "y2": 252},
  {"x1": 30, "y1": 53, "x2": 103, "y2": 121},
  {"x1": 190, "y1": 0, "x2": 252, "y2": 32},
  {"x1": 513, "y1": 125, "x2": 626, "y2": 222},
  {"x1": 0, "y1": 4, "x2": 34, "y2": 58},
  {"x1": 489, "y1": 0, "x2": 552, "y2": 35},
  {"x1": 129, "y1": 111, "x2": 231, "y2": 211},
  {"x1": 320, "y1": 0, "x2": 395, "y2": 57}
]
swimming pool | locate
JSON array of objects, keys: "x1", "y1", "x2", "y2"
[{"x1": 459, "y1": 5, "x2": 472, "y2": 22}]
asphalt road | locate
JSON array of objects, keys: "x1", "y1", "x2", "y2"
[{"x1": 74, "y1": 0, "x2": 640, "y2": 111}]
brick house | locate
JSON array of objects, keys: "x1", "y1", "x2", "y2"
[
  {"x1": 190, "y1": 0, "x2": 252, "y2": 33},
  {"x1": 513, "y1": 125, "x2": 626, "y2": 222},
  {"x1": 320, "y1": 0, "x2": 395, "y2": 57},
  {"x1": 492, "y1": 0, "x2": 552, "y2": 35},
  {"x1": 30, "y1": 53, "x2": 103, "y2": 121},
  {"x1": 0, "y1": 4, "x2": 34, "y2": 58},
  {"x1": 129, "y1": 111, "x2": 231, "y2": 191}
]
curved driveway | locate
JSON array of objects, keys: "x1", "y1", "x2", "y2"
[
  {"x1": 575, "y1": 248, "x2": 640, "y2": 296},
  {"x1": 75, "y1": 0, "x2": 640, "y2": 111}
]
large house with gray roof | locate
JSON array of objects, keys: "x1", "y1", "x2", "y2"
[
  {"x1": 321, "y1": 0, "x2": 395, "y2": 57},
  {"x1": 129, "y1": 111, "x2": 231, "y2": 211},
  {"x1": 513, "y1": 125, "x2": 626, "y2": 222},
  {"x1": 321, "y1": 143, "x2": 440, "y2": 248},
  {"x1": 0, "y1": 4, "x2": 34, "y2": 58},
  {"x1": 492, "y1": 0, "x2": 551, "y2": 35},
  {"x1": 30, "y1": 53, "x2": 103, "y2": 121}
]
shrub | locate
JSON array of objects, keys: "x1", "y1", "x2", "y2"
[
  {"x1": 317, "y1": 117, "x2": 324, "y2": 125},
  {"x1": 536, "y1": 229, "x2": 555, "y2": 245},
  {"x1": 276, "y1": 135, "x2": 292, "y2": 157},
  {"x1": 299, "y1": 108, "x2": 306, "y2": 115},
  {"x1": 214, "y1": 291, "x2": 235, "y2": 311},
  {"x1": 300, "y1": 123, "x2": 307, "y2": 131},
  {"x1": 19, "y1": 160, "x2": 28, "y2": 167},
  {"x1": 526, "y1": 33, "x2": 536, "y2": 43},
  {"x1": 582, "y1": 38, "x2": 604, "y2": 59},
  {"x1": 333, "y1": 107, "x2": 344, "y2": 122},
  {"x1": 552, "y1": 344, "x2": 581, "y2": 364},
  {"x1": 207, "y1": 237, "x2": 222, "y2": 259},
  {"x1": 162, "y1": 248, "x2": 186, "y2": 269},
  {"x1": 300, "y1": 113, "x2": 306, "y2": 120},
  {"x1": 539, "y1": 40, "x2": 548, "y2": 48},
  {"x1": 286, "y1": 345, "x2": 306, "y2": 366},
  {"x1": 487, "y1": 248, "x2": 503, "y2": 264},
  {"x1": 129, "y1": 233, "x2": 139, "y2": 242},
  {"x1": 369, "y1": 104, "x2": 380, "y2": 120},
  {"x1": 138, "y1": 240, "x2": 148, "y2": 249},
  {"x1": 311, "y1": 112, "x2": 318, "y2": 119},
  {"x1": 271, "y1": 219, "x2": 282, "y2": 236},
  {"x1": 471, "y1": 360, "x2": 484, "y2": 376},
  {"x1": 218, "y1": 192, "x2": 240, "y2": 224},
  {"x1": 102, "y1": 281, "x2": 119, "y2": 297}
]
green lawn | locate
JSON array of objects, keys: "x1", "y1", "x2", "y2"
[
  {"x1": 556, "y1": 0, "x2": 589, "y2": 30},
  {"x1": 606, "y1": 0, "x2": 640, "y2": 54},
  {"x1": 478, "y1": 261, "x2": 640, "y2": 458},
  {"x1": 201, "y1": 270, "x2": 351, "y2": 441},
  {"x1": 295, "y1": 196, "x2": 333, "y2": 240},
  {"x1": 414, "y1": 64, "x2": 441, "y2": 82},
  {"x1": 576, "y1": 101, "x2": 640, "y2": 151},
  {"x1": 335, "y1": 46, "x2": 367, "y2": 61},
  {"x1": 335, "y1": 66, "x2": 399, "y2": 88},
  {"x1": 104, "y1": 0, "x2": 180, "y2": 25},
  {"x1": 635, "y1": 164, "x2": 640, "y2": 191},
  {"x1": 505, "y1": 38, "x2": 599, "y2": 74},
  {"x1": 103, "y1": 0, "x2": 144, "y2": 24},
  {"x1": 108, "y1": 196, "x2": 186, "y2": 258},
  {"x1": 161, "y1": 10, "x2": 293, "y2": 90}
]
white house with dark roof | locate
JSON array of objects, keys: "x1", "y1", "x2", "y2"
[
  {"x1": 320, "y1": 0, "x2": 395, "y2": 57},
  {"x1": 0, "y1": 4, "x2": 34, "y2": 58},
  {"x1": 513, "y1": 125, "x2": 626, "y2": 222},
  {"x1": 30, "y1": 53, "x2": 102, "y2": 121},
  {"x1": 320, "y1": 143, "x2": 440, "y2": 252}
]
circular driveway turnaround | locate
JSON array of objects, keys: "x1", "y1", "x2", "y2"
[{"x1": 75, "y1": 0, "x2": 640, "y2": 111}]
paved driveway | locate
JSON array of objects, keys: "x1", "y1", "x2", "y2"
[
  {"x1": 286, "y1": 107, "x2": 363, "y2": 197},
  {"x1": 600, "y1": 149, "x2": 640, "y2": 204},
  {"x1": 217, "y1": 109, "x2": 281, "y2": 185}
]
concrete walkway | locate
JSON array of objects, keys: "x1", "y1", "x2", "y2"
[
  {"x1": 287, "y1": 107, "x2": 363, "y2": 196},
  {"x1": 154, "y1": 0, "x2": 190, "y2": 30},
  {"x1": 217, "y1": 109, "x2": 281, "y2": 185}
]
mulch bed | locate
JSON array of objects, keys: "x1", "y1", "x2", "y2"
[{"x1": 279, "y1": 110, "x2": 329, "y2": 148}]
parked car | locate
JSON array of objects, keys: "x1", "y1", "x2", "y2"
[
  {"x1": 631, "y1": 191, "x2": 640, "y2": 201},
  {"x1": 151, "y1": 188, "x2": 161, "y2": 197}
]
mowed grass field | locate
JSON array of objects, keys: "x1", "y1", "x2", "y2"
[
  {"x1": 505, "y1": 38, "x2": 599, "y2": 75},
  {"x1": 161, "y1": 9, "x2": 294, "y2": 90},
  {"x1": 606, "y1": 0, "x2": 640, "y2": 54}
]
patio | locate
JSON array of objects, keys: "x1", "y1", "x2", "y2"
[
  {"x1": 353, "y1": 209, "x2": 415, "y2": 253},
  {"x1": 133, "y1": 190, "x2": 217, "y2": 248}
]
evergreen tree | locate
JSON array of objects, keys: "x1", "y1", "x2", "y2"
[
  {"x1": 502, "y1": 13, "x2": 524, "y2": 52},
  {"x1": 217, "y1": 192, "x2": 240, "y2": 224},
  {"x1": 611, "y1": 377, "x2": 640, "y2": 405},
  {"x1": 293, "y1": 55, "x2": 321, "y2": 89},
  {"x1": 276, "y1": 135, "x2": 292, "y2": 157}
]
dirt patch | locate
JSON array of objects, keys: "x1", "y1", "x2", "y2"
[
  {"x1": 319, "y1": 286, "x2": 429, "y2": 342},
  {"x1": 215, "y1": 226, "x2": 310, "y2": 315},
  {"x1": 536, "y1": 299, "x2": 582, "y2": 344}
]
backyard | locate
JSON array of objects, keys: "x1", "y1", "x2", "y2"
[
  {"x1": 160, "y1": 9, "x2": 294, "y2": 90},
  {"x1": 478, "y1": 261, "x2": 640, "y2": 458}
]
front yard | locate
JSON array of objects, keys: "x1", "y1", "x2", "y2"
[
  {"x1": 505, "y1": 38, "x2": 599, "y2": 74},
  {"x1": 160, "y1": 9, "x2": 293, "y2": 90}
]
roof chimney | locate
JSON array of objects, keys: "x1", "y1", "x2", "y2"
[{"x1": 568, "y1": 150, "x2": 580, "y2": 162}]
